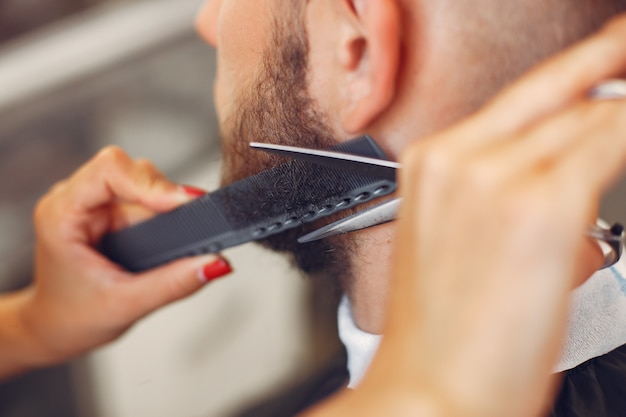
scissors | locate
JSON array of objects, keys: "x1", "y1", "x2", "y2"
[{"x1": 250, "y1": 80, "x2": 626, "y2": 269}]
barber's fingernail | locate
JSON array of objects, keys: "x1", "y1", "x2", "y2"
[
  {"x1": 181, "y1": 185, "x2": 206, "y2": 198},
  {"x1": 198, "y1": 258, "x2": 232, "y2": 282}
]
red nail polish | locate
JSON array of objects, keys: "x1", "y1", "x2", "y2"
[
  {"x1": 182, "y1": 185, "x2": 206, "y2": 197},
  {"x1": 200, "y1": 258, "x2": 232, "y2": 282}
]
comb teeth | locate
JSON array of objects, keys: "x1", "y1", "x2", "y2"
[
  {"x1": 100, "y1": 135, "x2": 396, "y2": 272},
  {"x1": 212, "y1": 159, "x2": 394, "y2": 227}
]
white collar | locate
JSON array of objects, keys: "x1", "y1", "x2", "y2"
[{"x1": 337, "y1": 296, "x2": 381, "y2": 389}]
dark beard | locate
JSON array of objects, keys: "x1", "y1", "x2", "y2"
[{"x1": 218, "y1": 9, "x2": 354, "y2": 289}]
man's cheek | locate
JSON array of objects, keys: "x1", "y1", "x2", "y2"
[{"x1": 213, "y1": 73, "x2": 232, "y2": 127}]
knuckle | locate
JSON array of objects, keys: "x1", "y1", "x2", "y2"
[
  {"x1": 95, "y1": 146, "x2": 128, "y2": 165},
  {"x1": 402, "y1": 142, "x2": 506, "y2": 200},
  {"x1": 166, "y1": 274, "x2": 191, "y2": 301},
  {"x1": 503, "y1": 188, "x2": 554, "y2": 230},
  {"x1": 135, "y1": 158, "x2": 159, "y2": 174},
  {"x1": 462, "y1": 161, "x2": 502, "y2": 194},
  {"x1": 33, "y1": 196, "x2": 50, "y2": 230},
  {"x1": 91, "y1": 146, "x2": 132, "y2": 179},
  {"x1": 33, "y1": 180, "x2": 69, "y2": 230},
  {"x1": 135, "y1": 159, "x2": 170, "y2": 193},
  {"x1": 413, "y1": 145, "x2": 503, "y2": 195},
  {"x1": 419, "y1": 146, "x2": 457, "y2": 181}
]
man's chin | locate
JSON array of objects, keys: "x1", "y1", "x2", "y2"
[
  {"x1": 258, "y1": 224, "x2": 354, "y2": 296},
  {"x1": 219, "y1": 143, "x2": 355, "y2": 283}
]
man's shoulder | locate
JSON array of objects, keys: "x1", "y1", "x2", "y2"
[{"x1": 550, "y1": 343, "x2": 626, "y2": 417}]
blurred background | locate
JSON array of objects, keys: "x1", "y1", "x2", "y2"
[
  {"x1": 0, "y1": 0, "x2": 341, "y2": 416},
  {"x1": 2, "y1": 1, "x2": 626, "y2": 417}
]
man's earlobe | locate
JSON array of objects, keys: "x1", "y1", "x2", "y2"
[{"x1": 340, "y1": 0, "x2": 401, "y2": 133}]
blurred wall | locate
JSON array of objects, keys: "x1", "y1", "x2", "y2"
[{"x1": 0, "y1": 0, "x2": 100, "y2": 41}]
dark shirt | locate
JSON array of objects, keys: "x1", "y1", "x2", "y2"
[
  {"x1": 550, "y1": 343, "x2": 626, "y2": 417},
  {"x1": 236, "y1": 344, "x2": 626, "y2": 417}
]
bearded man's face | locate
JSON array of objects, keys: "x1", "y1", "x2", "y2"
[
  {"x1": 194, "y1": 0, "x2": 626, "y2": 284},
  {"x1": 196, "y1": 0, "x2": 354, "y2": 282}
]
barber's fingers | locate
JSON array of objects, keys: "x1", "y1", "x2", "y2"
[
  {"x1": 480, "y1": 98, "x2": 626, "y2": 209},
  {"x1": 552, "y1": 101, "x2": 626, "y2": 202},
  {"x1": 399, "y1": 97, "x2": 626, "y2": 262},
  {"x1": 35, "y1": 146, "x2": 194, "y2": 244},
  {"x1": 116, "y1": 254, "x2": 233, "y2": 321},
  {"x1": 458, "y1": 100, "x2": 626, "y2": 185},
  {"x1": 402, "y1": 103, "x2": 625, "y2": 231},
  {"x1": 446, "y1": 100, "x2": 623, "y2": 283},
  {"x1": 55, "y1": 146, "x2": 189, "y2": 215}
]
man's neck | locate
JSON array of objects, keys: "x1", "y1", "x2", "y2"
[{"x1": 345, "y1": 223, "x2": 395, "y2": 335}]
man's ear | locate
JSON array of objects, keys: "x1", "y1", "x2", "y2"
[{"x1": 336, "y1": 0, "x2": 402, "y2": 133}]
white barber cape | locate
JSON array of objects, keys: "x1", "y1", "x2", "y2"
[{"x1": 338, "y1": 256, "x2": 626, "y2": 388}]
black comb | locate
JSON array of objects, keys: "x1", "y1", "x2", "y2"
[{"x1": 99, "y1": 135, "x2": 396, "y2": 272}]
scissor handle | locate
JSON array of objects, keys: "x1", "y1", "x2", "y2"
[{"x1": 588, "y1": 223, "x2": 624, "y2": 269}]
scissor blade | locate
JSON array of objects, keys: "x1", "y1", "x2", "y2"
[
  {"x1": 298, "y1": 198, "x2": 401, "y2": 243},
  {"x1": 250, "y1": 142, "x2": 400, "y2": 177}
]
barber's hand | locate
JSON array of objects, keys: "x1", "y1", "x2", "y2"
[
  {"x1": 10, "y1": 147, "x2": 231, "y2": 374},
  {"x1": 355, "y1": 15, "x2": 626, "y2": 417}
]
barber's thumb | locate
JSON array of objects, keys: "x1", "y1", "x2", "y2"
[{"x1": 124, "y1": 255, "x2": 233, "y2": 317}]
